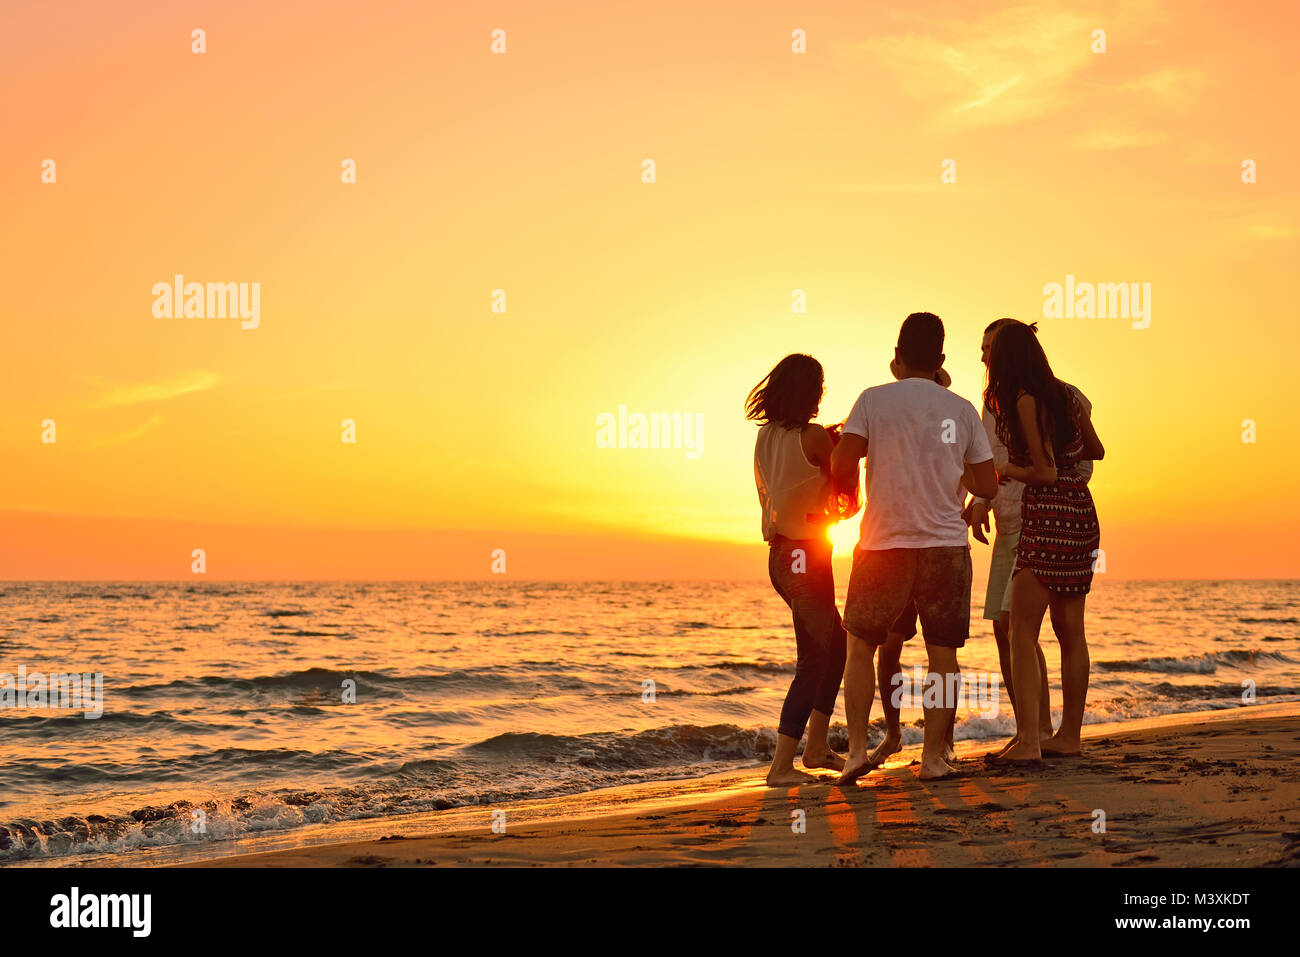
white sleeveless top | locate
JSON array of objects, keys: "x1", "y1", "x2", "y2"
[{"x1": 754, "y1": 424, "x2": 830, "y2": 541}]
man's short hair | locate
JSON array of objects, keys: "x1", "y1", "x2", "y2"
[{"x1": 898, "y1": 312, "x2": 944, "y2": 371}]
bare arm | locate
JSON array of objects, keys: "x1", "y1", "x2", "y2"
[
  {"x1": 975, "y1": 405, "x2": 1004, "y2": 509},
  {"x1": 830, "y1": 432, "x2": 866, "y2": 496},
  {"x1": 1079, "y1": 403, "x2": 1104, "y2": 461},
  {"x1": 962, "y1": 458, "x2": 998, "y2": 500},
  {"x1": 1001, "y1": 394, "x2": 1058, "y2": 486},
  {"x1": 890, "y1": 358, "x2": 950, "y2": 388},
  {"x1": 800, "y1": 424, "x2": 835, "y2": 473},
  {"x1": 963, "y1": 498, "x2": 991, "y2": 544}
]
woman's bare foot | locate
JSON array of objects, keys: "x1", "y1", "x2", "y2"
[
  {"x1": 918, "y1": 755, "x2": 962, "y2": 779},
  {"x1": 765, "y1": 768, "x2": 819, "y2": 787},
  {"x1": 942, "y1": 741, "x2": 957, "y2": 764},
  {"x1": 867, "y1": 730, "x2": 901, "y2": 768},
  {"x1": 802, "y1": 747, "x2": 846, "y2": 772}
]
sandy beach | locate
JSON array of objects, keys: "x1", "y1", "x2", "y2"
[{"x1": 192, "y1": 702, "x2": 1300, "y2": 868}]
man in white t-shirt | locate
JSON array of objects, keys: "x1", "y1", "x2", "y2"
[{"x1": 830, "y1": 312, "x2": 997, "y2": 782}]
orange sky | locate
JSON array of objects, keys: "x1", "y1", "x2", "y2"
[{"x1": 2, "y1": 0, "x2": 1298, "y2": 579}]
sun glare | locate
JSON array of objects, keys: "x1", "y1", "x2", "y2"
[{"x1": 828, "y1": 518, "x2": 861, "y2": 556}]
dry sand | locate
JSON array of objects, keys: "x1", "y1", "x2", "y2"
[{"x1": 193, "y1": 704, "x2": 1300, "y2": 867}]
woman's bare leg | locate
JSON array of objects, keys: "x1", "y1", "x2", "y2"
[
  {"x1": 802, "y1": 708, "x2": 844, "y2": 771},
  {"x1": 1045, "y1": 595, "x2": 1089, "y2": 754},
  {"x1": 766, "y1": 733, "x2": 816, "y2": 786}
]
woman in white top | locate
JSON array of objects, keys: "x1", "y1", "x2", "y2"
[{"x1": 747, "y1": 354, "x2": 849, "y2": 786}]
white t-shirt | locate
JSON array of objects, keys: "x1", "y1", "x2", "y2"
[
  {"x1": 842, "y1": 378, "x2": 993, "y2": 550},
  {"x1": 980, "y1": 403, "x2": 1024, "y2": 534}
]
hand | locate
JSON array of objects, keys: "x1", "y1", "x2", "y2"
[
  {"x1": 965, "y1": 501, "x2": 990, "y2": 544},
  {"x1": 933, "y1": 367, "x2": 952, "y2": 388},
  {"x1": 889, "y1": 357, "x2": 903, "y2": 381}
]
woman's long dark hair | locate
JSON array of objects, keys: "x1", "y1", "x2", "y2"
[
  {"x1": 745, "y1": 354, "x2": 823, "y2": 429},
  {"x1": 983, "y1": 321, "x2": 1072, "y2": 464}
]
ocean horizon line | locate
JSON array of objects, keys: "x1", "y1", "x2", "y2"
[{"x1": 2, "y1": 576, "x2": 1297, "y2": 585}]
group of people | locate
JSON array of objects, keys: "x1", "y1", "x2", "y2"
[{"x1": 748, "y1": 312, "x2": 1104, "y2": 785}]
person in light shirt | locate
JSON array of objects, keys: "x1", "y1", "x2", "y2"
[
  {"x1": 748, "y1": 354, "x2": 849, "y2": 786},
  {"x1": 831, "y1": 313, "x2": 997, "y2": 782}
]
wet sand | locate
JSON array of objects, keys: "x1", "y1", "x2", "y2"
[{"x1": 193, "y1": 704, "x2": 1300, "y2": 867}]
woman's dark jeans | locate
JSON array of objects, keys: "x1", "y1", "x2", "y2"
[{"x1": 767, "y1": 535, "x2": 847, "y2": 740}]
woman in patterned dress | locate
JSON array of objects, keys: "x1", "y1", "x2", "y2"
[{"x1": 983, "y1": 321, "x2": 1105, "y2": 764}]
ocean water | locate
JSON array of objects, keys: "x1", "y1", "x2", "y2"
[{"x1": 0, "y1": 579, "x2": 1297, "y2": 864}]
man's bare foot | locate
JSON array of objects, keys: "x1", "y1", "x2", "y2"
[
  {"x1": 941, "y1": 741, "x2": 957, "y2": 764},
  {"x1": 867, "y1": 731, "x2": 901, "y2": 768},
  {"x1": 918, "y1": 755, "x2": 962, "y2": 779},
  {"x1": 802, "y1": 747, "x2": 846, "y2": 772},
  {"x1": 836, "y1": 753, "x2": 877, "y2": 785},
  {"x1": 1041, "y1": 733, "x2": 1081, "y2": 757},
  {"x1": 991, "y1": 735, "x2": 1019, "y2": 759},
  {"x1": 765, "y1": 768, "x2": 819, "y2": 787},
  {"x1": 988, "y1": 737, "x2": 1042, "y2": 764}
]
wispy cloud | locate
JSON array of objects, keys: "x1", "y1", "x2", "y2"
[
  {"x1": 87, "y1": 371, "x2": 222, "y2": 408},
  {"x1": 85, "y1": 414, "x2": 165, "y2": 450},
  {"x1": 1115, "y1": 68, "x2": 1209, "y2": 108},
  {"x1": 955, "y1": 73, "x2": 1026, "y2": 113},
  {"x1": 1072, "y1": 126, "x2": 1170, "y2": 151},
  {"x1": 1245, "y1": 222, "x2": 1297, "y2": 241},
  {"x1": 858, "y1": 2, "x2": 1190, "y2": 134},
  {"x1": 819, "y1": 180, "x2": 966, "y2": 195},
  {"x1": 1071, "y1": 66, "x2": 1205, "y2": 150},
  {"x1": 861, "y1": 5, "x2": 1097, "y2": 129}
]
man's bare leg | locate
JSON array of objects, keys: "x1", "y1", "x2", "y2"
[
  {"x1": 802, "y1": 708, "x2": 845, "y2": 771},
  {"x1": 992, "y1": 612, "x2": 1053, "y2": 757},
  {"x1": 918, "y1": 644, "x2": 961, "y2": 779},
  {"x1": 837, "y1": 633, "x2": 877, "y2": 784},
  {"x1": 993, "y1": 612, "x2": 1014, "y2": 698},
  {"x1": 868, "y1": 632, "x2": 907, "y2": 766},
  {"x1": 942, "y1": 677, "x2": 959, "y2": 764},
  {"x1": 996, "y1": 571, "x2": 1051, "y2": 762},
  {"x1": 990, "y1": 612, "x2": 1019, "y2": 758},
  {"x1": 1035, "y1": 642, "x2": 1053, "y2": 742}
]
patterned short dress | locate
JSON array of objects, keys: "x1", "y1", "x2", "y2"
[{"x1": 1013, "y1": 389, "x2": 1100, "y2": 594}]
